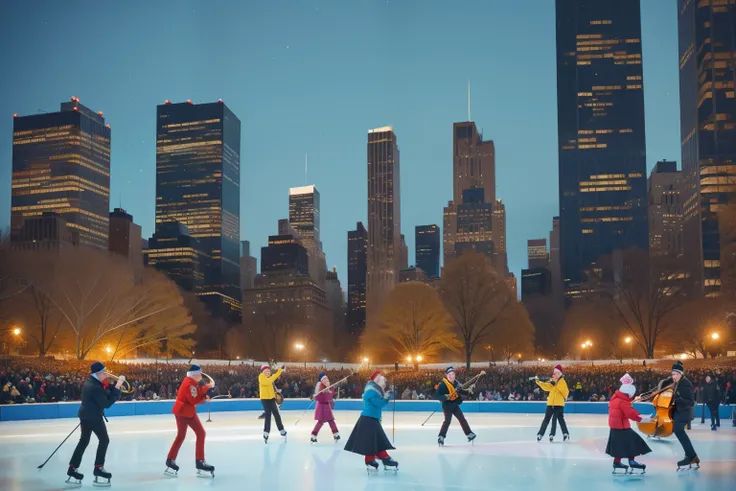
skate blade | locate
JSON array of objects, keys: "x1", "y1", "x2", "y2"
[
  {"x1": 383, "y1": 468, "x2": 399, "y2": 473},
  {"x1": 612, "y1": 469, "x2": 629, "y2": 475},
  {"x1": 163, "y1": 469, "x2": 178, "y2": 477},
  {"x1": 196, "y1": 471, "x2": 215, "y2": 479},
  {"x1": 64, "y1": 479, "x2": 82, "y2": 488},
  {"x1": 92, "y1": 480, "x2": 111, "y2": 488}
]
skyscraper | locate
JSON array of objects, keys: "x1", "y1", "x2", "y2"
[
  {"x1": 415, "y1": 224, "x2": 440, "y2": 278},
  {"x1": 648, "y1": 161, "x2": 682, "y2": 258},
  {"x1": 12, "y1": 97, "x2": 111, "y2": 249},
  {"x1": 155, "y1": 100, "x2": 241, "y2": 314},
  {"x1": 452, "y1": 121, "x2": 495, "y2": 205},
  {"x1": 550, "y1": 216, "x2": 562, "y2": 297},
  {"x1": 240, "y1": 240, "x2": 257, "y2": 291},
  {"x1": 444, "y1": 121, "x2": 496, "y2": 269},
  {"x1": 492, "y1": 199, "x2": 508, "y2": 274},
  {"x1": 528, "y1": 238, "x2": 550, "y2": 269},
  {"x1": 348, "y1": 222, "x2": 368, "y2": 334},
  {"x1": 366, "y1": 127, "x2": 400, "y2": 326},
  {"x1": 455, "y1": 188, "x2": 494, "y2": 259},
  {"x1": 288, "y1": 185, "x2": 327, "y2": 286},
  {"x1": 556, "y1": 0, "x2": 648, "y2": 291},
  {"x1": 109, "y1": 208, "x2": 143, "y2": 277},
  {"x1": 399, "y1": 234, "x2": 408, "y2": 270},
  {"x1": 144, "y1": 222, "x2": 204, "y2": 292},
  {"x1": 679, "y1": 1, "x2": 736, "y2": 296}
]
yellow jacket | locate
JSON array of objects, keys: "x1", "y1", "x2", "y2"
[
  {"x1": 259, "y1": 368, "x2": 283, "y2": 400},
  {"x1": 535, "y1": 376, "x2": 569, "y2": 407}
]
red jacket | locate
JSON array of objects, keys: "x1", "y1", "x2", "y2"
[
  {"x1": 608, "y1": 390, "x2": 642, "y2": 429},
  {"x1": 172, "y1": 376, "x2": 209, "y2": 418}
]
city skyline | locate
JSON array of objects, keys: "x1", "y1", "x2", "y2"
[{"x1": 0, "y1": 1, "x2": 681, "y2": 289}]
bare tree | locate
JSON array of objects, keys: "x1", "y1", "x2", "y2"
[
  {"x1": 104, "y1": 271, "x2": 196, "y2": 360},
  {"x1": 439, "y1": 251, "x2": 517, "y2": 370},
  {"x1": 561, "y1": 298, "x2": 629, "y2": 360},
  {"x1": 24, "y1": 247, "x2": 179, "y2": 360},
  {"x1": 362, "y1": 282, "x2": 460, "y2": 368},
  {"x1": 585, "y1": 248, "x2": 691, "y2": 359},
  {"x1": 245, "y1": 303, "x2": 300, "y2": 362},
  {"x1": 666, "y1": 297, "x2": 728, "y2": 359},
  {"x1": 496, "y1": 300, "x2": 535, "y2": 363}
]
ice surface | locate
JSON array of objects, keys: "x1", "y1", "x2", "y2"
[{"x1": 1, "y1": 411, "x2": 733, "y2": 491}]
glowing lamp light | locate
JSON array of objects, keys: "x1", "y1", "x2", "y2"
[
  {"x1": 73, "y1": 107, "x2": 79, "y2": 111},
  {"x1": 186, "y1": 99, "x2": 193, "y2": 104},
  {"x1": 13, "y1": 113, "x2": 18, "y2": 118},
  {"x1": 416, "y1": 355, "x2": 423, "y2": 362},
  {"x1": 98, "y1": 111, "x2": 103, "y2": 116},
  {"x1": 164, "y1": 99, "x2": 171, "y2": 104},
  {"x1": 13, "y1": 328, "x2": 21, "y2": 336},
  {"x1": 406, "y1": 356, "x2": 412, "y2": 362},
  {"x1": 218, "y1": 99, "x2": 223, "y2": 103},
  {"x1": 625, "y1": 337, "x2": 632, "y2": 344},
  {"x1": 295, "y1": 343, "x2": 304, "y2": 350},
  {"x1": 105, "y1": 346, "x2": 111, "y2": 354},
  {"x1": 680, "y1": 353, "x2": 687, "y2": 360},
  {"x1": 711, "y1": 332, "x2": 720, "y2": 340},
  {"x1": 236, "y1": 356, "x2": 240, "y2": 360},
  {"x1": 362, "y1": 357, "x2": 369, "y2": 363}
]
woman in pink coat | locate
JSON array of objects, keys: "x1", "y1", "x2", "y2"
[{"x1": 311, "y1": 372, "x2": 340, "y2": 443}]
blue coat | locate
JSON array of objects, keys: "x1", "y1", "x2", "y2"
[{"x1": 361, "y1": 381, "x2": 391, "y2": 419}]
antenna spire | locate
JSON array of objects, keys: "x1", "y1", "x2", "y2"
[{"x1": 468, "y1": 79, "x2": 471, "y2": 122}]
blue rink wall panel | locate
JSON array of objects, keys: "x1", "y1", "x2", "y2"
[{"x1": 0, "y1": 400, "x2": 733, "y2": 422}]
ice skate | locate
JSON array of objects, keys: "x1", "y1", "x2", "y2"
[
  {"x1": 628, "y1": 460, "x2": 646, "y2": 475},
  {"x1": 381, "y1": 457, "x2": 399, "y2": 473},
  {"x1": 438, "y1": 435, "x2": 445, "y2": 447},
  {"x1": 549, "y1": 435, "x2": 554, "y2": 443},
  {"x1": 310, "y1": 434, "x2": 318, "y2": 444},
  {"x1": 333, "y1": 432, "x2": 341, "y2": 443},
  {"x1": 536, "y1": 434, "x2": 542, "y2": 442},
  {"x1": 612, "y1": 461, "x2": 629, "y2": 475},
  {"x1": 92, "y1": 467, "x2": 111, "y2": 488},
  {"x1": 563, "y1": 433, "x2": 570, "y2": 442},
  {"x1": 467, "y1": 432, "x2": 477, "y2": 444},
  {"x1": 676, "y1": 456, "x2": 700, "y2": 471},
  {"x1": 263, "y1": 431, "x2": 269, "y2": 444},
  {"x1": 65, "y1": 467, "x2": 83, "y2": 487},
  {"x1": 366, "y1": 460, "x2": 379, "y2": 474},
  {"x1": 164, "y1": 458, "x2": 179, "y2": 477},
  {"x1": 196, "y1": 460, "x2": 215, "y2": 479},
  {"x1": 280, "y1": 429, "x2": 288, "y2": 441}
]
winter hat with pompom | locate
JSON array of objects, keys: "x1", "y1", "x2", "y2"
[{"x1": 619, "y1": 373, "x2": 636, "y2": 398}]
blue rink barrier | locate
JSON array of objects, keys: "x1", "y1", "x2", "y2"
[{"x1": 1, "y1": 399, "x2": 734, "y2": 422}]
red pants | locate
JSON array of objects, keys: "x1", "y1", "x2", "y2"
[
  {"x1": 312, "y1": 420, "x2": 338, "y2": 436},
  {"x1": 364, "y1": 450, "x2": 390, "y2": 464},
  {"x1": 168, "y1": 414, "x2": 205, "y2": 461}
]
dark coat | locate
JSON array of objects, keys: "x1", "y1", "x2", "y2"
[
  {"x1": 703, "y1": 380, "x2": 722, "y2": 407},
  {"x1": 671, "y1": 376, "x2": 695, "y2": 422},
  {"x1": 78, "y1": 376, "x2": 120, "y2": 421},
  {"x1": 436, "y1": 378, "x2": 471, "y2": 406}
]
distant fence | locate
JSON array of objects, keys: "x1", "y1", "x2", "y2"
[{"x1": 1, "y1": 398, "x2": 732, "y2": 422}]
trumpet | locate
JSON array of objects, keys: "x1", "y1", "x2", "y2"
[{"x1": 103, "y1": 372, "x2": 133, "y2": 394}]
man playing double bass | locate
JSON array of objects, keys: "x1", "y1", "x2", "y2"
[{"x1": 661, "y1": 361, "x2": 700, "y2": 470}]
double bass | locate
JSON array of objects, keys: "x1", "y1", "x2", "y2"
[{"x1": 634, "y1": 378, "x2": 679, "y2": 438}]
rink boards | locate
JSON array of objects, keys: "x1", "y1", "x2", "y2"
[{"x1": 1, "y1": 398, "x2": 733, "y2": 422}]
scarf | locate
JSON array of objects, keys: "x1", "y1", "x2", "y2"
[{"x1": 442, "y1": 378, "x2": 458, "y2": 399}]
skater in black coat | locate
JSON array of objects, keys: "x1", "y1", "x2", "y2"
[
  {"x1": 66, "y1": 362, "x2": 123, "y2": 486},
  {"x1": 661, "y1": 361, "x2": 699, "y2": 470},
  {"x1": 436, "y1": 367, "x2": 476, "y2": 446},
  {"x1": 703, "y1": 375, "x2": 722, "y2": 430}
]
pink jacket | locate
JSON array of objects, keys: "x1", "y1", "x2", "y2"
[{"x1": 314, "y1": 383, "x2": 335, "y2": 421}]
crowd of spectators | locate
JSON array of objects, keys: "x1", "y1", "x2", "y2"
[{"x1": 1, "y1": 357, "x2": 735, "y2": 406}]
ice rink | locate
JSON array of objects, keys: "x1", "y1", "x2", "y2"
[{"x1": 1, "y1": 411, "x2": 733, "y2": 491}]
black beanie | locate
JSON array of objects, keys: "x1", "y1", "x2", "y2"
[{"x1": 671, "y1": 360, "x2": 684, "y2": 374}]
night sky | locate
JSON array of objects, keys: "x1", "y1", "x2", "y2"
[{"x1": 0, "y1": 0, "x2": 680, "y2": 290}]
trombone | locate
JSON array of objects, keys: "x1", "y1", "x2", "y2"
[
  {"x1": 201, "y1": 372, "x2": 216, "y2": 389},
  {"x1": 103, "y1": 372, "x2": 134, "y2": 394}
]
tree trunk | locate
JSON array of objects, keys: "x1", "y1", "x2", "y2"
[{"x1": 465, "y1": 346, "x2": 472, "y2": 371}]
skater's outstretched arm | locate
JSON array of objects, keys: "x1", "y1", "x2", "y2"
[
  {"x1": 263, "y1": 367, "x2": 283, "y2": 384},
  {"x1": 535, "y1": 378, "x2": 553, "y2": 392}
]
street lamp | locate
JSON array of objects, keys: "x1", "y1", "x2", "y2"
[
  {"x1": 362, "y1": 357, "x2": 369, "y2": 364},
  {"x1": 625, "y1": 337, "x2": 632, "y2": 360},
  {"x1": 295, "y1": 343, "x2": 307, "y2": 368},
  {"x1": 406, "y1": 355, "x2": 412, "y2": 362},
  {"x1": 416, "y1": 355, "x2": 423, "y2": 362},
  {"x1": 711, "y1": 332, "x2": 719, "y2": 340},
  {"x1": 12, "y1": 328, "x2": 21, "y2": 336},
  {"x1": 106, "y1": 346, "x2": 111, "y2": 354}
]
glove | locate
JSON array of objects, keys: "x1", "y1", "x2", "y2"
[
  {"x1": 469, "y1": 385, "x2": 476, "y2": 394},
  {"x1": 118, "y1": 376, "x2": 126, "y2": 382},
  {"x1": 550, "y1": 380, "x2": 556, "y2": 386},
  {"x1": 281, "y1": 366, "x2": 286, "y2": 372}
]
